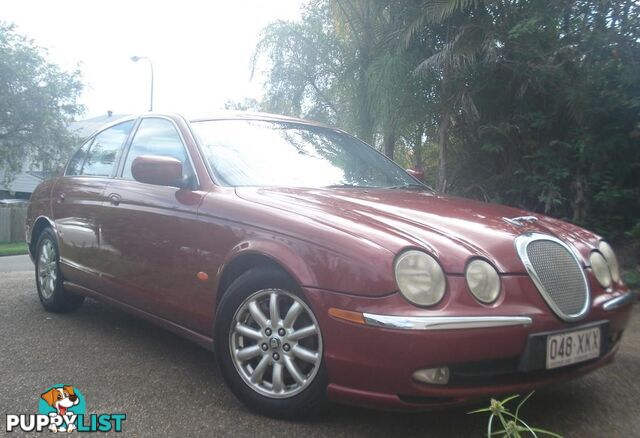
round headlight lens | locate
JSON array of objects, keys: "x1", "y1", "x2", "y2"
[
  {"x1": 598, "y1": 241, "x2": 620, "y2": 283},
  {"x1": 590, "y1": 251, "x2": 612, "y2": 288},
  {"x1": 395, "y1": 250, "x2": 446, "y2": 306},
  {"x1": 465, "y1": 259, "x2": 501, "y2": 303}
]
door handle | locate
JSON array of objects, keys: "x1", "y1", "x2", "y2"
[
  {"x1": 57, "y1": 193, "x2": 65, "y2": 203},
  {"x1": 108, "y1": 193, "x2": 121, "y2": 206}
]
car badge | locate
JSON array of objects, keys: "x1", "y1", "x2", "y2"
[{"x1": 502, "y1": 216, "x2": 538, "y2": 227}]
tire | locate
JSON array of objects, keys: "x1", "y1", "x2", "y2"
[
  {"x1": 214, "y1": 266, "x2": 327, "y2": 418},
  {"x1": 34, "y1": 228, "x2": 85, "y2": 313}
]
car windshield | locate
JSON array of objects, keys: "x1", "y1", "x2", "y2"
[{"x1": 191, "y1": 119, "x2": 422, "y2": 188}]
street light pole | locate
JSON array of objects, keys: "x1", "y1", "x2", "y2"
[{"x1": 131, "y1": 55, "x2": 154, "y2": 111}]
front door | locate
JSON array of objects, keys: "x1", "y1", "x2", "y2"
[{"x1": 98, "y1": 117, "x2": 206, "y2": 330}]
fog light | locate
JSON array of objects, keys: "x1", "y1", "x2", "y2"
[{"x1": 412, "y1": 367, "x2": 450, "y2": 385}]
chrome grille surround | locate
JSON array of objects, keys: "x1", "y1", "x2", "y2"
[{"x1": 515, "y1": 233, "x2": 590, "y2": 321}]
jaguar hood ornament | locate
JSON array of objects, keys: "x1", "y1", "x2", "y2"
[{"x1": 502, "y1": 215, "x2": 539, "y2": 227}]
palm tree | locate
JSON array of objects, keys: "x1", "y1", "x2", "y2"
[{"x1": 404, "y1": 0, "x2": 497, "y2": 191}]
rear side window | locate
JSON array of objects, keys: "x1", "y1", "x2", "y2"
[
  {"x1": 65, "y1": 138, "x2": 93, "y2": 176},
  {"x1": 122, "y1": 118, "x2": 193, "y2": 180},
  {"x1": 82, "y1": 121, "x2": 134, "y2": 177}
]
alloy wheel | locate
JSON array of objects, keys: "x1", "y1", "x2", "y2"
[
  {"x1": 229, "y1": 288, "x2": 322, "y2": 399},
  {"x1": 37, "y1": 239, "x2": 58, "y2": 299}
]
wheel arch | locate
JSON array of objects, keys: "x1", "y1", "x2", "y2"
[
  {"x1": 215, "y1": 242, "x2": 318, "y2": 312},
  {"x1": 29, "y1": 216, "x2": 57, "y2": 258},
  {"x1": 216, "y1": 253, "x2": 301, "y2": 309}
]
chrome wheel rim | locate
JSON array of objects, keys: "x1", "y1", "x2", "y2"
[
  {"x1": 37, "y1": 239, "x2": 58, "y2": 299},
  {"x1": 230, "y1": 289, "x2": 322, "y2": 399}
]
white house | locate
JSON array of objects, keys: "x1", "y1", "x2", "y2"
[{"x1": 0, "y1": 111, "x2": 128, "y2": 199}]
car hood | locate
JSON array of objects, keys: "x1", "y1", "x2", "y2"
[{"x1": 235, "y1": 187, "x2": 599, "y2": 274}]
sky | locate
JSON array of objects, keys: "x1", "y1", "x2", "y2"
[{"x1": 2, "y1": 0, "x2": 301, "y2": 119}]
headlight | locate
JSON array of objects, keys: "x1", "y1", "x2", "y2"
[
  {"x1": 465, "y1": 259, "x2": 501, "y2": 303},
  {"x1": 590, "y1": 251, "x2": 612, "y2": 288},
  {"x1": 598, "y1": 241, "x2": 620, "y2": 282},
  {"x1": 395, "y1": 250, "x2": 446, "y2": 306}
]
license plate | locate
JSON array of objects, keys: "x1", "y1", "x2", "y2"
[{"x1": 546, "y1": 326, "x2": 601, "y2": 369}]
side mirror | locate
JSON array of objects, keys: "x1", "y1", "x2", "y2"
[
  {"x1": 406, "y1": 167, "x2": 425, "y2": 183},
  {"x1": 131, "y1": 155, "x2": 183, "y2": 187}
]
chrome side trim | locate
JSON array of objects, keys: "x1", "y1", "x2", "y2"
[
  {"x1": 603, "y1": 291, "x2": 636, "y2": 311},
  {"x1": 362, "y1": 314, "x2": 533, "y2": 330},
  {"x1": 514, "y1": 233, "x2": 590, "y2": 322}
]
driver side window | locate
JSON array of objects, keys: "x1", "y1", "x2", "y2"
[{"x1": 122, "y1": 118, "x2": 195, "y2": 183}]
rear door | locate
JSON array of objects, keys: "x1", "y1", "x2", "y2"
[
  {"x1": 52, "y1": 120, "x2": 135, "y2": 290},
  {"x1": 99, "y1": 117, "x2": 207, "y2": 329}
]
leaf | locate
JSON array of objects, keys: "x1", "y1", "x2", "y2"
[
  {"x1": 499, "y1": 394, "x2": 521, "y2": 405},
  {"x1": 515, "y1": 391, "x2": 535, "y2": 420}
]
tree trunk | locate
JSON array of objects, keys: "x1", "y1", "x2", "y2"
[
  {"x1": 383, "y1": 131, "x2": 395, "y2": 160},
  {"x1": 571, "y1": 169, "x2": 588, "y2": 224},
  {"x1": 413, "y1": 124, "x2": 424, "y2": 168},
  {"x1": 356, "y1": 72, "x2": 374, "y2": 144},
  {"x1": 354, "y1": 4, "x2": 374, "y2": 145},
  {"x1": 437, "y1": 36, "x2": 452, "y2": 193},
  {"x1": 436, "y1": 112, "x2": 450, "y2": 192}
]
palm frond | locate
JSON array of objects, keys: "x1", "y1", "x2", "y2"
[
  {"x1": 426, "y1": 0, "x2": 483, "y2": 23},
  {"x1": 404, "y1": 1, "x2": 431, "y2": 47},
  {"x1": 414, "y1": 22, "x2": 495, "y2": 76}
]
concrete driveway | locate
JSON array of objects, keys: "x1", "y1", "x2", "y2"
[
  {"x1": 0, "y1": 254, "x2": 32, "y2": 272},
  {"x1": 0, "y1": 264, "x2": 638, "y2": 436}
]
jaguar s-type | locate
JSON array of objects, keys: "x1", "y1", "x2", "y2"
[{"x1": 26, "y1": 112, "x2": 635, "y2": 417}]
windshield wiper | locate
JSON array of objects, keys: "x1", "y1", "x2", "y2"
[
  {"x1": 385, "y1": 184, "x2": 429, "y2": 191},
  {"x1": 326, "y1": 184, "x2": 357, "y2": 188},
  {"x1": 326, "y1": 183, "x2": 431, "y2": 190}
]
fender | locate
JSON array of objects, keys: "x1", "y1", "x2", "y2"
[
  {"x1": 217, "y1": 238, "x2": 318, "y2": 291},
  {"x1": 215, "y1": 234, "x2": 397, "y2": 299}
]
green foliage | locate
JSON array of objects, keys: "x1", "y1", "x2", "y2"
[
  {"x1": 446, "y1": 0, "x2": 640, "y2": 240},
  {"x1": 255, "y1": 0, "x2": 640, "y2": 241},
  {"x1": 0, "y1": 22, "x2": 83, "y2": 181},
  {"x1": 469, "y1": 392, "x2": 563, "y2": 438},
  {"x1": 252, "y1": 0, "x2": 438, "y2": 157},
  {"x1": 623, "y1": 270, "x2": 640, "y2": 290},
  {"x1": 252, "y1": 2, "x2": 349, "y2": 128}
]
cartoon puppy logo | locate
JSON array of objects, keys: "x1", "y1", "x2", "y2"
[{"x1": 40, "y1": 386, "x2": 79, "y2": 433}]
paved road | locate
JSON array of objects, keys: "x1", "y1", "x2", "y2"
[
  {"x1": 0, "y1": 254, "x2": 32, "y2": 272},
  {"x1": 1, "y1": 271, "x2": 638, "y2": 437}
]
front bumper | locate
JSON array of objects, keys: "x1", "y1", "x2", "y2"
[{"x1": 304, "y1": 275, "x2": 635, "y2": 411}]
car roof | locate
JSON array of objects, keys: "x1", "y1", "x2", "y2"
[
  {"x1": 187, "y1": 111, "x2": 334, "y2": 129},
  {"x1": 79, "y1": 111, "x2": 338, "y2": 142}
]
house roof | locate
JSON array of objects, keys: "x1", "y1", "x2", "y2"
[
  {"x1": 69, "y1": 113, "x2": 130, "y2": 139},
  {"x1": 0, "y1": 168, "x2": 43, "y2": 194}
]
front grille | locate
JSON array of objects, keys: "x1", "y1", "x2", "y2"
[{"x1": 516, "y1": 234, "x2": 589, "y2": 320}]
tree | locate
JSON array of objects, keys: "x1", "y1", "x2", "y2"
[
  {"x1": 224, "y1": 98, "x2": 261, "y2": 112},
  {"x1": 404, "y1": 0, "x2": 498, "y2": 191},
  {"x1": 0, "y1": 22, "x2": 83, "y2": 181},
  {"x1": 255, "y1": 0, "x2": 640, "y2": 241},
  {"x1": 253, "y1": 0, "x2": 435, "y2": 163},
  {"x1": 252, "y1": 2, "x2": 346, "y2": 126}
]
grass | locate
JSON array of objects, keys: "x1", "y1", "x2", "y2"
[{"x1": 0, "y1": 241, "x2": 28, "y2": 257}]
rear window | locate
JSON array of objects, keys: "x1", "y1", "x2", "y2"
[
  {"x1": 65, "y1": 138, "x2": 93, "y2": 176},
  {"x1": 81, "y1": 121, "x2": 134, "y2": 177}
]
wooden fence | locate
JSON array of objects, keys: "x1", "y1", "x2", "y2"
[{"x1": 0, "y1": 204, "x2": 28, "y2": 242}]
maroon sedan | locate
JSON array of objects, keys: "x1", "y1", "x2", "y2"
[{"x1": 26, "y1": 112, "x2": 634, "y2": 417}]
